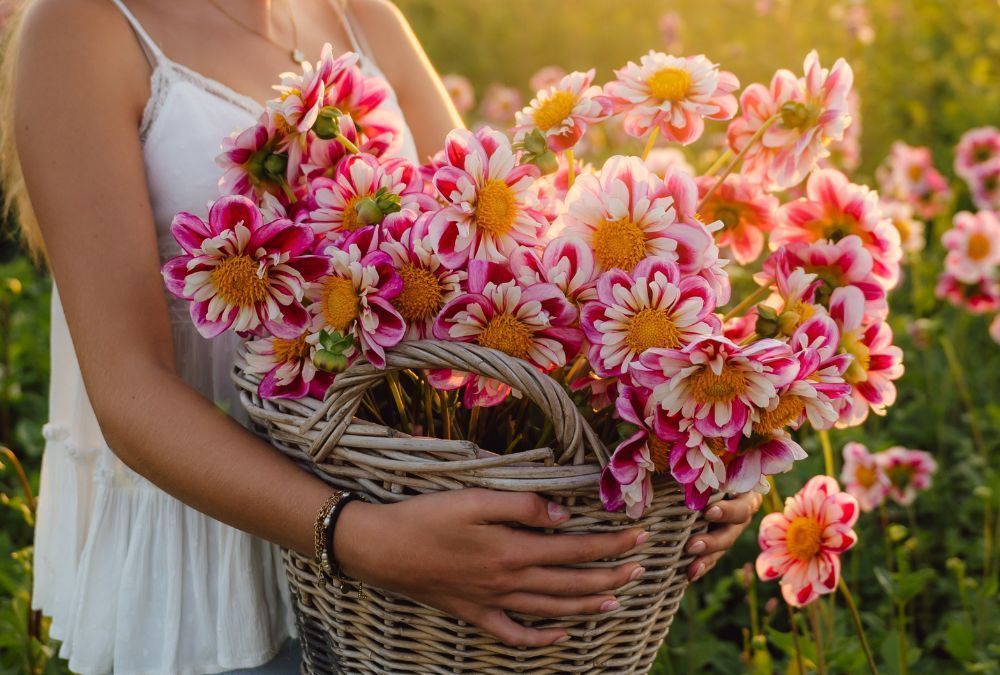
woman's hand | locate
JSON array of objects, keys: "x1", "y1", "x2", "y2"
[
  {"x1": 334, "y1": 488, "x2": 648, "y2": 647},
  {"x1": 685, "y1": 492, "x2": 764, "y2": 581}
]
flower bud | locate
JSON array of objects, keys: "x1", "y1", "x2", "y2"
[
  {"x1": 777, "y1": 310, "x2": 801, "y2": 336},
  {"x1": 973, "y1": 485, "x2": 993, "y2": 500},
  {"x1": 354, "y1": 197, "x2": 385, "y2": 226},
  {"x1": 312, "y1": 106, "x2": 343, "y2": 140},
  {"x1": 3, "y1": 278, "x2": 22, "y2": 295},
  {"x1": 751, "y1": 634, "x2": 767, "y2": 650},
  {"x1": 945, "y1": 557, "x2": 965, "y2": 573},
  {"x1": 780, "y1": 101, "x2": 818, "y2": 130},
  {"x1": 532, "y1": 150, "x2": 560, "y2": 175},
  {"x1": 755, "y1": 304, "x2": 780, "y2": 338},
  {"x1": 887, "y1": 523, "x2": 908, "y2": 542},
  {"x1": 764, "y1": 597, "x2": 780, "y2": 616},
  {"x1": 313, "y1": 349, "x2": 349, "y2": 373},
  {"x1": 263, "y1": 152, "x2": 288, "y2": 180},
  {"x1": 521, "y1": 129, "x2": 549, "y2": 155}
]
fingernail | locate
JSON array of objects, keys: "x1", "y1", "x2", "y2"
[
  {"x1": 553, "y1": 634, "x2": 570, "y2": 644},
  {"x1": 706, "y1": 506, "x2": 723, "y2": 521},
  {"x1": 629, "y1": 566, "x2": 646, "y2": 581},
  {"x1": 635, "y1": 531, "x2": 650, "y2": 546},
  {"x1": 600, "y1": 599, "x2": 620, "y2": 612},
  {"x1": 690, "y1": 563, "x2": 704, "y2": 580},
  {"x1": 548, "y1": 502, "x2": 569, "y2": 522},
  {"x1": 687, "y1": 539, "x2": 706, "y2": 554}
]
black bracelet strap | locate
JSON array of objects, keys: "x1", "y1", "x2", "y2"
[{"x1": 323, "y1": 492, "x2": 364, "y2": 579}]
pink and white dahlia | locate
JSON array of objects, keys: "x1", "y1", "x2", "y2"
[
  {"x1": 876, "y1": 447, "x2": 937, "y2": 506},
  {"x1": 840, "y1": 442, "x2": 889, "y2": 512},
  {"x1": 881, "y1": 200, "x2": 925, "y2": 255},
  {"x1": 968, "y1": 157, "x2": 1000, "y2": 211},
  {"x1": 829, "y1": 287, "x2": 904, "y2": 427},
  {"x1": 875, "y1": 142, "x2": 951, "y2": 220},
  {"x1": 306, "y1": 245, "x2": 405, "y2": 369},
  {"x1": 821, "y1": 90, "x2": 862, "y2": 173},
  {"x1": 605, "y1": 51, "x2": 739, "y2": 145},
  {"x1": 324, "y1": 64, "x2": 405, "y2": 156},
  {"x1": 243, "y1": 330, "x2": 334, "y2": 400},
  {"x1": 600, "y1": 384, "x2": 686, "y2": 518},
  {"x1": 633, "y1": 336, "x2": 798, "y2": 438},
  {"x1": 162, "y1": 196, "x2": 328, "y2": 339},
  {"x1": 514, "y1": 69, "x2": 612, "y2": 152},
  {"x1": 529, "y1": 153, "x2": 593, "y2": 223},
  {"x1": 954, "y1": 126, "x2": 1000, "y2": 181},
  {"x1": 773, "y1": 169, "x2": 902, "y2": 290},
  {"x1": 299, "y1": 113, "x2": 366, "y2": 180},
  {"x1": 696, "y1": 174, "x2": 779, "y2": 265},
  {"x1": 479, "y1": 83, "x2": 523, "y2": 124},
  {"x1": 644, "y1": 147, "x2": 695, "y2": 178},
  {"x1": 785, "y1": 313, "x2": 853, "y2": 427},
  {"x1": 433, "y1": 260, "x2": 583, "y2": 374},
  {"x1": 509, "y1": 236, "x2": 598, "y2": 305},
  {"x1": 942, "y1": 210, "x2": 1000, "y2": 284},
  {"x1": 428, "y1": 127, "x2": 547, "y2": 267},
  {"x1": 306, "y1": 153, "x2": 428, "y2": 241},
  {"x1": 667, "y1": 430, "x2": 729, "y2": 510},
  {"x1": 441, "y1": 73, "x2": 475, "y2": 115},
  {"x1": 270, "y1": 46, "x2": 358, "y2": 135},
  {"x1": 717, "y1": 429, "x2": 808, "y2": 495},
  {"x1": 935, "y1": 272, "x2": 1000, "y2": 315},
  {"x1": 581, "y1": 258, "x2": 718, "y2": 378},
  {"x1": 727, "y1": 51, "x2": 853, "y2": 190},
  {"x1": 217, "y1": 115, "x2": 287, "y2": 201},
  {"x1": 756, "y1": 476, "x2": 858, "y2": 607}
]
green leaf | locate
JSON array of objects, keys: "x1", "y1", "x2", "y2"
[{"x1": 944, "y1": 616, "x2": 975, "y2": 662}]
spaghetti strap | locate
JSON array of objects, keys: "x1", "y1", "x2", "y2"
[
  {"x1": 109, "y1": 0, "x2": 166, "y2": 67},
  {"x1": 333, "y1": 0, "x2": 375, "y2": 61}
]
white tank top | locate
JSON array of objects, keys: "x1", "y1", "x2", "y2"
[{"x1": 32, "y1": 2, "x2": 419, "y2": 673}]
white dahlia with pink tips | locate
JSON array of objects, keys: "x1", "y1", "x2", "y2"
[
  {"x1": 877, "y1": 447, "x2": 937, "y2": 506},
  {"x1": 840, "y1": 442, "x2": 889, "y2": 512},
  {"x1": 942, "y1": 210, "x2": 1000, "y2": 285},
  {"x1": 514, "y1": 69, "x2": 613, "y2": 152}
]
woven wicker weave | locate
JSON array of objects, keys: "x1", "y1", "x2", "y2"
[{"x1": 233, "y1": 339, "x2": 713, "y2": 674}]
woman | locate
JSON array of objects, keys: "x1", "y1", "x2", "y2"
[{"x1": 2, "y1": 0, "x2": 761, "y2": 672}]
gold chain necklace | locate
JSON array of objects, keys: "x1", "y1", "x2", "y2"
[{"x1": 206, "y1": 0, "x2": 306, "y2": 65}]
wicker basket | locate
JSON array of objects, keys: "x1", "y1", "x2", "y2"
[{"x1": 233, "y1": 339, "x2": 713, "y2": 674}]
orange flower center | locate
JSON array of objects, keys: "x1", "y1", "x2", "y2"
[
  {"x1": 647, "y1": 67, "x2": 692, "y2": 101},
  {"x1": 907, "y1": 165, "x2": 923, "y2": 182},
  {"x1": 625, "y1": 308, "x2": 681, "y2": 353},
  {"x1": 476, "y1": 313, "x2": 533, "y2": 360},
  {"x1": 967, "y1": 232, "x2": 992, "y2": 261},
  {"x1": 785, "y1": 516, "x2": 823, "y2": 561},
  {"x1": 841, "y1": 330, "x2": 871, "y2": 385},
  {"x1": 855, "y1": 464, "x2": 878, "y2": 488},
  {"x1": 534, "y1": 91, "x2": 578, "y2": 131},
  {"x1": 753, "y1": 394, "x2": 805, "y2": 434},
  {"x1": 321, "y1": 276, "x2": 360, "y2": 332},
  {"x1": 690, "y1": 365, "x2": 748, "y2": 404},
  {"x1": 892, "y1": 215, "x2": 914, "y2": 244},
  {"x1": 211, "y1": 255, "x2": 270, "y2": 307},
  {"x1": 475, "y1": 179, "x2": 518, "y2": 237},
  {"x1": 341, "y1": 194, "x2": 366, "y2": 232},
  {"x1": 707, "y1": 202, "x2": 744, "y2": 231},
  {"x1": 648, "y1": 435, "x2": 672, "y2": 473},
  {"x1": 272, "y1": 334, "x2": 310, "y2": 364},
  {"x1": 393, "y1": 263, "x2": 444, "y2": 322},
  {"x1": 592, "y1": 217, "x2": 647, "y2": 271}
]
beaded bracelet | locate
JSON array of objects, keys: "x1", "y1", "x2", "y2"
[{"x1": 313, "y1": 490, "x2": 351, "y2": 577}]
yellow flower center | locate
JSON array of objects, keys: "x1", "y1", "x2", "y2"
[
  {"x1": 592, "y1": 217, "x2": 647, "y2": 271},
  {"x1": 393, "y1": 263, "x2": 444, "y2": 322},
  {"x1": 321, "y1": 276, "x2": 360, "y2": 332},
  {"x1": 785, "y1": 516, "x2": 823, "y2": 561},
  {"x1": 476, "y1": 313, "x2": 534, "y2": 360},
  {"x1": 624, "y1": 308, "x2": 681, "y2": 354},
  {"x1": 707, "y1": 437, "x2": 730, "y2": 458},
  {"x1": 892, "y1": 216, "x2": 914, "y2": 244},
  {"x1": 753, "y1": 394, "x2": 805, "y2": 434},
  {"x1": 647, "y1": 67, "x2": 692, "y2": 102},
  {"x1": 533, "y1": 91, "x2": 578, "y2": 132},
  {"x1": 210, "y1": 255, "x2": 270, "y2": 307},
  {"x1": 475, "y1": 179, "x2": 518, "y2": 237},
  {"x1": 967, "y1": 232, "x2": 992, "y2": 261},
  {"x1": 690, "y1": 365, "x2": 748, "y2": 404},
  {"x1": 855, "y1": 464, "x2": 878, "y2": 488},
  {"x1": 341, "y1": 194, "x2": 366, "y2": 232},
  {"x1": 907, "y1": 165, "x2": 923, "y2": 182},
  {"x1": 841, "y1": 330, "x2": 871, "y2": 385},
  {"x1": 272, "y1": 334, "x2": 310, "y2": 364},
  {"x1": 648, "y1": 436, "x2": 672, "y2": 473}
]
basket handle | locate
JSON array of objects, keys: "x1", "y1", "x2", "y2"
[{"x1": 303, "y1": 340, "x2": 609, "y2": 467}]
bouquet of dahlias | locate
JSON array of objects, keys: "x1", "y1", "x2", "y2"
[{"x1": 163, "y1": 46, "x2": 903, "y2": 524}]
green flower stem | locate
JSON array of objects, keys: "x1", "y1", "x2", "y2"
[
  {"x1": 838, "y1": 578, "x2": 879, "y2": 675},
  {"x1": 386, "y1": 372, "x2": 411, "y2": 435},
  {"x1": 566, "y1": 148, "x2": 576, "y2": 188},
  {"x1": 723, "y1": 283, "x2": 771, "y2": 322},
  {"x1": 818, "y1": 428, "x2": 835, "y2": 477},
  {"x1": 703, "y1": 148, "x2": 734, "y2": 178},
  {"x1": 808, "y1": 601, "x2": 827, "y2": 675},
  {"x1": 897, "y1": 600, "x2": 909, "y2": 675},
  {"x1": 0, "y1": 446, "x2": 35, "y2": 515},
  {"x1": 696, "y1": 113, "x2": 781, "y2": 214},
  {"x1": 335, "y1": 132, "x2": 361, "y2": 155},
  {"x1": 437, "y1": 389, "x2": 452, "y2": 441},
  {"x1": 641, "y1": 126, "x2": 660, "y2": 161},
  {"x1": 787, "y1": 604, "x2": 806, "y2": 675},
  {"x1": 939, "y1": 335, "x2": 987, "y2": 460}
]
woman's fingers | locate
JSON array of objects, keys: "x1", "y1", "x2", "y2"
[
  {"x1": 472, "y1": 607, "x2": 569, "y2": 648},
  {"x1": 688, "y1": 551, "x2": 726, "y2": 581},
  {"x1": 497, "y1": 592, "x2": 618, "y2": 618},
  {"x1": 463, "y1": 489, "x2": 571, "y2": 528},
  {"x1": 703, "y1": 492, "x2": 762, "y2": 525},
  {"x1": 511, "y1": 527, "x2": 646, "y2": 567},
  {"x1": 512, "y1": 562, "x2": 644, "y2": 596},
  {"x1": 686, "y1": 493, "x2": 765, "y2": 579}
]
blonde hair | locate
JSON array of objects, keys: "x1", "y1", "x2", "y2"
[{"x1": 0, "y1": 2, "x2": 46, "y2": 263}]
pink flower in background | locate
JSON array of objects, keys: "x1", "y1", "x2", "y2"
[
  {"x1": 428, "y1": 127, "x2": 546, "y2": 266},
  {"x1": 441, "y1": 74, "x2": 475, "y2": 115},
  {"x1": 876, "y1": 447, "x2": 937, "y2": 506},
  {"x1": 243, "y1": 330, "x2": 334, "y2": 400},
  {"x1": 840, "y1": 442, "x2": 889, "y2": 511},
  {"x1": 514, "y1": 69, "x2": 613, "y2": 152},
  {"x1": 954, "y1": 126, "x2": 1000, "y2": 180},
  {"x1": 510, "y1": 236, "x2": 599, "y2": 304},
  {"x1": 306, "y1": 245, "x2": 405, "y2": 369},
  {"x1": 581, "y1": 258, "x2": 718, "y2": 377},
  {"x1": 990, "y1": 315, "x2": 1000, "y2": 344},
  {"x1": 696, "y1": 174, "x2": 779, "y2": 264},
  {"x1": 529, "y1": 65, "x2": 568, "y2": 93},
  {"x1": 756, "y1": 476, "x2": 858, "y2": 607},
  {"x1": 829, "y1": 287, "x2": 904, "y2": 427},
  {"x1": 881, "y1": 200, "x2": 925, "y2": 255},
  {"x1": 968, "y1": 157, "x2": 1000, "y2": 211},
  {"x1": 875, "y1": 142, "x2": 951, "y2": 220},
  {"x1": 480, "y1": 83, "x2": 524, "y2": 124},
  {"x1": 821, "y1": 90, "x2": 862, "y2": 172},
  {"x1": 935, "y1": 273, "x2": 1000, "y2": 315},
  {"x1": 728, "y1": 51, "x2": 853, "y2": 190},
  {"x1": 773, "y1": 169, "x2": 902, "y2": 290},
  {"x1": 605, "y1": 52, "x2": 739, "y2": 145},
  {"x1": 644, "y1": 147, "x2": 695, "y2": 177},
  {"x1": 633, "y1": 336, "x2": 798, "y2": 438},
  {"x1": 657, "y1": 11, "x2": 684, "y2": 52},
  {"x1": 942, "y1": 210, "x2": 1000, "y2": 284},
  {"x1": 162, "y1": 196, "x2": 328, "y2": 339}
]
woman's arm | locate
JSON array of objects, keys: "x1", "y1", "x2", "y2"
[
  {"x1": 350, "y1": 0, "x2": 465, "y2": 159},
  {"x1": 16, "y1": 0, "x2": 642, "y2": 647}
]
